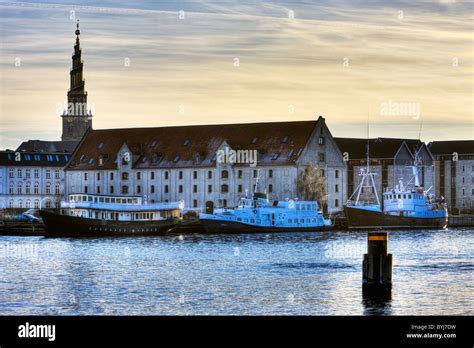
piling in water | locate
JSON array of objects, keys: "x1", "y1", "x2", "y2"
[{"x1": 362, "y1": 232, "x2": 392, "y2": 298}]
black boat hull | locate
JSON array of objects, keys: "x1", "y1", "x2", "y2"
[
  {"x1": 344, "y1": 206, "x2": 448, "y2": 229},
  {"x1": 200, "y1": 218, "x2": 332, "y2": 234},
  {"x1": 39, "y1": 210, "x2": 178, "y2": 237}
]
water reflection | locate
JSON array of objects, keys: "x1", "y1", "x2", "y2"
[{"x1": 0, "y1": 228, "x2": 472, "y2": 315}]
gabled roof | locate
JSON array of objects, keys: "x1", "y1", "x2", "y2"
[
  {"x1": 0, "y1": 151, "x2": 71, "y2": 167},
  {"x1": 333, "y1": 137, "x2": 421, "y2": 160},
  {"x1": 16, "y1": 140, "x2": 78, "y2": 153},
  {"x1": 428, "y1": 140, "x2": 474, "y2": 155},
  {"x1": 66, "y1": 120, "x2": 319, "y2": 170}
]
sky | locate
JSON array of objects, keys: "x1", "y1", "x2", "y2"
[{"x1": 0, "y1": 0, "x2": 472, "y2": 149}]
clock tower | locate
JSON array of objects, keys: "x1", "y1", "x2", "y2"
[{"x1": 61, "y1": 20, "x2": 93, "y2": 141}]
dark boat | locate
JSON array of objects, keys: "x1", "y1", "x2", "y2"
[
  {"x1": 40, "y1": 193, "x2": 183, "y2": 237},
  {"x1": 345, "y1": 154, "x2": 447, "y2": 229}
]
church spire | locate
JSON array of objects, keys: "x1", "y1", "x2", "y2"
[{"x1": 61, "y1": 20, "x2": 93, "y2": 142}]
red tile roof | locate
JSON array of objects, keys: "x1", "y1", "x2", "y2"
[{"x1": 66, "y1": 120, "x2": 319, "y2": 170}]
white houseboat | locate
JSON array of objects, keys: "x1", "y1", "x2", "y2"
[{"x1": 40, "y1": 193, "x2": 184, "y2": 236}]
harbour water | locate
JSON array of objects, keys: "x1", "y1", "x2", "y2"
[{"x1": 0, "y1": 228, "x2": 472, "y2": 315}]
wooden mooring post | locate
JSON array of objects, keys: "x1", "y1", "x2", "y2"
[{"x1": 362, "y1": 232, "x2": 392, "y2": 297}]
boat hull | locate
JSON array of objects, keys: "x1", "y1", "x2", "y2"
[
  {"x1": 344, "y1": 206, "x2": 448, "y2": 229},
  {"x1": 200, "y1": 218, "x2": 332, "y2": 234},
  {"x1": 39, "y1": 210, "x2": 178, "y2": 237}
]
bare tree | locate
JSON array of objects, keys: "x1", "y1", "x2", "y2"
[{"x1": 297, "y1": 164, "x2": 328, "y2": 212}]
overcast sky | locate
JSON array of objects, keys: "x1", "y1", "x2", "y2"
[{"x1": 0, "y1": 0, "x2": 472, "y2": 149}]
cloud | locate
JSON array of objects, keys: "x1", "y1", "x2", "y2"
[{"x1": 0, "y1": 0, "x2": 472, "y2": 149}]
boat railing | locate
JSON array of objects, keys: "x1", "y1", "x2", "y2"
[{"x1": 61, "y1": 200, "x2": 181, "y2": 210}]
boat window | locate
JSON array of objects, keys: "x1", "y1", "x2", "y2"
[
  {"x1": 250, "y1": 219, "x2": 255, "y2": 223},
  {"x1": 88, "y1": 196, "x2": 92, "y2": 201},
  {"x1": 99, "y1": 197, "x2": 104, "y2": 203},
  {"x1": 105, "y1": 198, "x2": 110, "y2": 203},
  {"x1": 94, "y1": 197, "x2": 98, "y2": 203},
  {"x1": 128, "y1": 199, "x2": 132, "y2": 203},
  {"x1": 312, "y1": 204, "x2": 316, "y2": 210},
  {"x1": 133, "y1": 199, "x2": 138, "y2": 204},
  {"x1": 111, "y1": 198, "x2": 115, "y2": 203},
  {"x1": 300, "y1": 219, "x2": 304, "y2": 223},
  {"x1": 306, "y1": 218, "x2": 310, "y2": 223},
  {"x1": 307, "y1": 204, "x2": 311, "y2": 210},
  {"x1": 312, "y1": 218, "x2": 316, "y2": 223},
  {"x1": 408, "y1": 195, "x2": 411, "y2": 199},
  {"x1": 403, "y1": 194, "x2": 406, "y2": 199}
]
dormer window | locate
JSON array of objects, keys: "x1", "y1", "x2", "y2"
[
  {"x1": 282, "y1": 135, "x2": 289, "y2": 143},
  {"x1": 98, "y1": 143, "x2": 104, "y2": 150},
  {"x1": 173, "y1": 155, "x2": 180, "y2": 163},
  {"x1": 150, "y1": 139, "x2": 158, "y2": 148},
  {"x1": 88, "y1": 158, "x2": 94, "y2": 165},
  {"x1": 272, "y1": 152, "x2": 280, "y2": 160},
  {"x1": 79, "y1": 154, "x2": 85, "y2": 163},
  {"x1": 183, "y1": 137, "x2": 190, "y2": 146},
  {"x1": 251, "y1": 137, "x2": 257, "y2": 144}
]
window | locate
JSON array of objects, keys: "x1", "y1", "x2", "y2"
[
  {"x1": 208, "y1": 185, "x2": 212, "y2": 193},
  {"x1": 97, "y1": 172, "x2": 101, "y2": 180},
  {"x1": 18, "y1": 199, "x2": 23, "y2": 208},
  {"x1": 17, "y1": 168, "x2": 22, "y2": 178},
  {"x1": 318, "y1": 153, "x2": 325, "y2": 162},
  {"x1": 238, "y1": 185, "x2": 242, "y2": 193},
  {"x1": 122, "y1": 186, "x2": 128, "y2": 194},
  {"x1": 165, "y1": 171, "x2": 169, "y2": 180},
  {"x1": 318, "y1": 136, "x2": 325, "y2": 145},
  {"x1": 221, "y1": 170, "x2": 228, "y2": 179},
  {"x1": 55, "y1": 169, "x2": 60, "y2": 179},
  {"x1": 55, "y1": 183, "x2": 60, "y2": 194},
  {"x1": 208, "y1": 171, "x2": 212, "y2": 179},
  {"x1": 173, "y1": 155, "x2": 180, "y2": 163},
  {"x1": 97, "y1": 186, "x2": 101, "y2": 194},
  {"x1": 151, "y1": 172, "x2": 155, "y2": 180},
  {"x1": 34, "y1": 200, "x2": 39, "y2": 209},
  {"x1": 335, "y1": 184, "x2": 339, "y2": 193},
  {"x1": 122, "y1": 172, "x2": 129, "y2": 180},
  {"x1": 268, "y1": 184, "x2": 273, "y2": 193},
  {"x1": 17, "y1": 183, "x2": 22, "y2": 194},
  {"x1": 320, "y1": 169, "x2": 325, "y2": 177},
  {"x1": 46, "y1": 183, "x2": 51, "y2": 194},
  {"x1": 137, "y1": 172, "x2": 141, "y2": 180},
  {"x1": 272, "y1": 153, "x2": 280, "y2": 160},
  {"x1": 34, "y1": 169, "x2": 39, "y2": 178},
  {"x1": 9, "y1": 199, "x2": 13, "y2": 208},
  {"x1": 150, "y1": 185, "x2": 155, "y2": 193},
  {"x1": 137, "y1": 185, "x2": 141, "y2": 194},
  {"x1": 269, "y1": 169, "x2": 273, "y2": 178},
  {"x1": 9, "y1": 183, "x2": 14, "y2": 194},
  {"x1": 110, "y1": 172, "x2": 114, "y2": 180},
  {"x1": 238, "y1": 170, "x2": 243, "y2": 179},
  {"x1": 165, "y1": 185, "x2": 169, "y2": 193},
  {"x1": 183, "y1": 137, "x2": 190, "y2": 146},
  {"x1": 26, "y1": 183, "x2": 31, "y2": 194},
  {"x1": 253, "y1": 170, "x2": 258, "y2": 178},
  {"x1": 110, "y1": 186, "x2": 114, "y2": 194},
  {"x1": 179, "y1": 171, "x2": 183, "y2": 179},
  {"x1": 84, "y1": 186, "x2": 88, "y2": 194},
  {"x1": 193, "y1": 200, "x2": 198, "y2": 208},
  {"x1": 26, "y1": 169, "x2": 30, "y2": 178},
  {"x1": 221, "y1": 184, "x2": 229, "y2": 193},
  {"x1": 335, "y1": 170, "x2": 339, "y2": 179},
  {"x1": 193, "y1": 171, "x2": 198, "y2": 179},
  {"x1": 179, "y1": 185, "x2": 183, "y2": 193},
  {"x1": 9, "y1": 168, "x2": 14, "y2": 178},
  {"x1": 193, "y1": 185, "x2": 197, "y2": 193},
  {"x1": 84, "y1": 172, "x2": 88, "y2": 181},
  {"x1": 223, "y1": 199, "x2": 227, "y2": 208},
  {"x1": 335, "y1": 199, "x2": 339, "y2": 207},
  {"x1": 282, "y1": 135, "x2": 289, "y2": 143}
]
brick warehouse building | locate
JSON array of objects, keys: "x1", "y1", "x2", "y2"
[
  {"x1": 429, "y1": 140, "x2": 474, "y2": 213},
  {"x1": 63, "y1": 116, "x2": 347, "y2": 213}
]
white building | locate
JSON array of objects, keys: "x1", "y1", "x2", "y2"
[
  {"x1": 0, "y1": 151, "x2": 69, "y2": 210},
  {"x1": 64, "y1": 116, "x2": 347, "y2": 213},
  {"x1": 429, "y1": 140, "x2": 474, "y2": 213}
]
